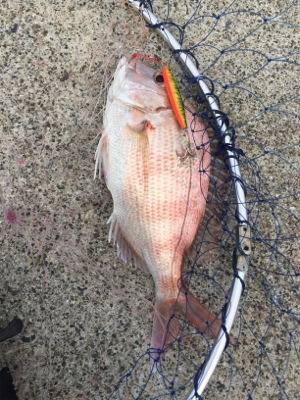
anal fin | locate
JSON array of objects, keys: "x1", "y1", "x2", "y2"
[{"x1": 107, "y1": 214, "x2": 149, "y2": 275}]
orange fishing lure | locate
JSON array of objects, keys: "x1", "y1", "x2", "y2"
[{"x1": 162, "y1": 66, "x2": 187, "y2": 129}]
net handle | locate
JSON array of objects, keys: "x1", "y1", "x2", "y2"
[{"x1": 128, "y1": 1, "x2": 250, "y2": 397}]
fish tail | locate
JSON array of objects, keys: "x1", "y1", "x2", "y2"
[
  {"x1": 150, "y1": 287, "x2": 234, "y2": 372},
  {"x1": 150, "y1": 298, "x2": 179, "y2": 373},
  {"x1": 177, "y1": 288, "x2": 235, "y2": 345}
]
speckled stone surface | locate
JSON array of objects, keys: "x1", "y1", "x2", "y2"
[{"x1": 0, "y1": 1, "x2": 299, "y2": 399}]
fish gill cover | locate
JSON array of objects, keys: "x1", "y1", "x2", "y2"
[{"x1": 0, "y1": 0, "x2": 299, "y2": 399}]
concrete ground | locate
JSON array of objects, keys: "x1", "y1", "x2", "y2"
[{"x1": 0, "y1": 1, "x2": 299, "y2": 399}]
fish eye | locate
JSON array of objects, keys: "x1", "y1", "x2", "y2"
[{"x1": 153, "y1": 72, "x2": 164, "y2": 86}]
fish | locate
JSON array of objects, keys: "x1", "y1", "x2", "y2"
[{"x1": 95, "y1": 55, "x2": 233, "y2": 371}]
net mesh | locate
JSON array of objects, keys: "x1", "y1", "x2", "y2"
[{"x1": 0, "y1": 0, "x2": 299, "y2": 399}]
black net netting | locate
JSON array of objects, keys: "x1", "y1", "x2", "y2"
[{"x1": 0, "y1": 1, "x2": 299, "y2": 399}]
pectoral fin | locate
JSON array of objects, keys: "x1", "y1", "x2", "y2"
[
  {"x1": 126, "y1": 120, "x2": 154, "y2": 134},
  {"x1": 94, "y1": 134, "x2": 108, "y2": 179}
]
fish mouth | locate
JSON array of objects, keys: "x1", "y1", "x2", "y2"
[
  {"x1": 112, "y1": 58, "x2": 172, "y2": 113},
  {"x1": 116, "y1": 97, "x2": 172, "y2": 114},
  {"x1": 128, "y1": 102, "x2": 172, "y2": 114}
]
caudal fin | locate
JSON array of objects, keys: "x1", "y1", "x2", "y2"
[
  {"x1": 150, "y1": 300, "x2": 180, "y2": 373},
  {"x1": 177, "y1": 288, "x2": 235, "y2": 345},
  {"x1": 150, "y1": 288, "x2": 234, "y2": 372}
]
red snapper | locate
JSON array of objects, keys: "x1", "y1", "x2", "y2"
[{"x1": 95, "y1": 56, "x2": 232, "y2": 371}]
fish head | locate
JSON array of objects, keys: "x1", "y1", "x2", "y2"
[{"x1": 110, "y1": 56, "x2": 171, "y2": 114}]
